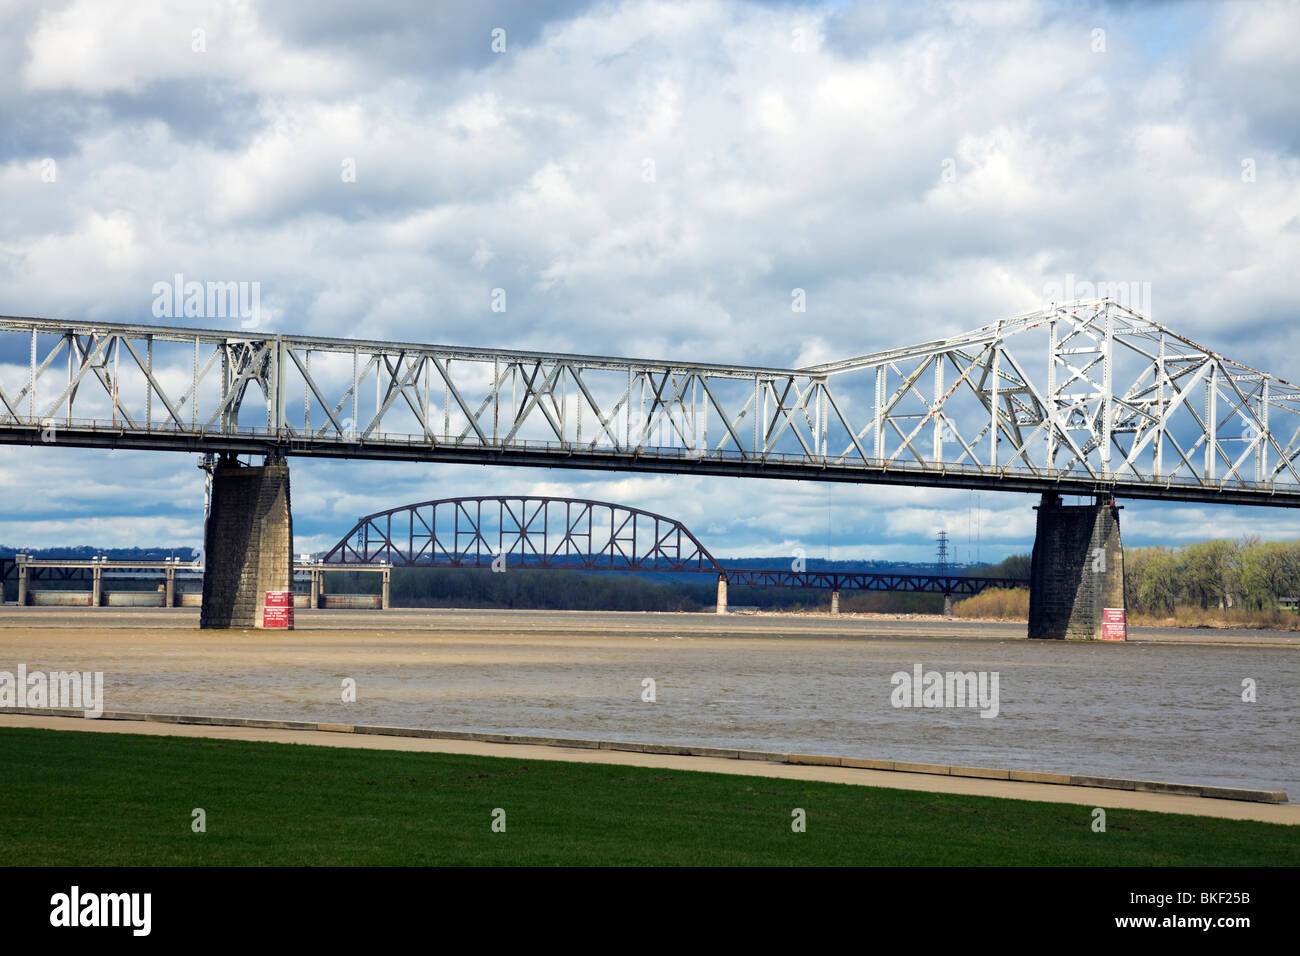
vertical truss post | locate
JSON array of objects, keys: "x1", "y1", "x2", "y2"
[
  {"x1": 990, "y1": 332, "x2": 1001, "y2": 470},
  {"x1": 304, "y1": 350, "x2": 311, "y2": 434},
  {"x1": 146, "y1": 335, "x2": 153, "y2": 429},
  {"x1": 818, "y1": 381, "x2": 827, "y2": 463},
  {"x1": 192, "y1": 337, "x2": 199, "y2": 429},
  {"x1": 1154, "y1": 332, "x2": 1165, "y2": 479},
  {"x1": 65, "y1": 333, "x2": 72, "y2": 427},
  {"x1": 701, "y1": 374, "x2": 709, "y2": 454},
  {"x1": 1260, "y1": 378, "x2": 1269, "y2": 484},
  {"x1": 351, "y1": 348, "x2": 359, "y2": 438},
  {"x1": 1206, "y1": 363, "x2": 1218, "y2": 482},
  {"x1": 1046, "y1": 317, "x2": 1057, "y2": 471},
  {"x1": 874, "y1": 366, "x2": 884, "y2": 462},
  {"x1": 272, "y1": 337, "x2": 286, "y2": 436},
  {"x1": 1101, "y1": 303, "x2": 1113, "y2": 476},
  {"x1": 690, "y1": 375, "x2": 698, "y2": 455},
  {"x1": 220, "y1": 345, "x2": 230, "y2": 432},
  {"x1": 29, "y1": 328, "x2": 36, "y2": 422},
  {"x1": 933, "y1": 357, "x2": 944, "y2": 464},
  {"x1": 112, "y1": 336, "x2": 120, "y2": 427}
]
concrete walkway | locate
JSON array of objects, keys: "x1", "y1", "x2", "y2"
[{"x1": 2, "y1": 712, "x2": 1296, "y2": 825}]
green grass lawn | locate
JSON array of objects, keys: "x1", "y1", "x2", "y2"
[{"x1": 1, "y1": 726, "x2": 1294, "y2": 866}]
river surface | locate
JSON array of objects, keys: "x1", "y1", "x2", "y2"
[{"x1": 1, "y1": 607, "x2": 1295, "y2": 795}]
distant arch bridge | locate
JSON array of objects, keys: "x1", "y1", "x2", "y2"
[{"x1": 318, "y1": 495, "x2": 1026, "y2": 598}]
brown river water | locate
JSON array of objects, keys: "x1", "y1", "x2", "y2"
[{"x1": 1, "y1": 607, "x2": 1296, "y2": 795}]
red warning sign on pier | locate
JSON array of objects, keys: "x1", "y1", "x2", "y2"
[
  {"x1": 263, "y1": 590, "x2": 294, "y2": 629},
  {"x1": 1101, "y1": 607, "x2": 1126, "y2": 641}
]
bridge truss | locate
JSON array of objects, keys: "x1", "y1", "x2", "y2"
[
  {"x1": 319, "y1": 496, "x2": 1027, "y2": 595},
  {"x1": 319, "y1": 496, "x2": 721, "y2": 572},
  {"x1": 3, "y1": 301, "x2": 1299, "y2": 504}
]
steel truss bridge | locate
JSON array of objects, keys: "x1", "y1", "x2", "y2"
[
  {"x1": 3, "y1": 301, "x2": 1300, "y2": 506},
  {"x1": 319, "y1": 495, "x2": 1025, "y2": 596}
]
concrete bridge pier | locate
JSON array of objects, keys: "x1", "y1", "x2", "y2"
[
  {"x1": 943, "y1": 593, "x2": 953, "y2": 617},
  {"x1": 165, "y1": 565, "x2": 176, "y2": 607},
  {"x1": 91, "y1": 564, "x2": 102, "y2": 607},
  {"x1": 716, "y1": 574, "x2": 728, "y2": 614},
  {"x1": 16, "y1": 560, "x2": 27, "y2": 606},
  {"x1": 200, "y1": 454, "x2": 294, "y2": 629},
  {"x1": 830, "y1": 590, "x2": 840, "y2": 615},
  {"x1": 1028, "y1": 493, "x2": 1126, "y2": 640},
  {"x1": 309, "y1": 568, "x2": 320, "y2": 609},
  {"x1": 382, "y1": 566, "x2": 391, "y2": 610}
]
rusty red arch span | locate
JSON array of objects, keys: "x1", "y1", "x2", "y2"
[{"x1": 318, "y1": 495, "x2": 724, "y2": 573}]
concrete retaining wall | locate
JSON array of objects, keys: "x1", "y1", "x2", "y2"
[
  {"x1": 30, "y1": 591, "x2": 92, "y2": 607},
  {"x1": 106, "y1": 592, "x2": 165, "y2": 607},
  {"x1": 3, "y1": 707, "x2": 1285, "y2": 804},
  {"x1": 320, "y1": 594, "x2": 382, "y2": 609}
]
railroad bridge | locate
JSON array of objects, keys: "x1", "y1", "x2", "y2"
[
  {"x1": 1, "y1": 496, "x2": 1026, "y2": 614},
  {"x1": 5, "y1": 300, "x2": 1295, "y2": 638},
  {"x1": 317, "y1": 495, "x2": 1028, "y2": 614}
]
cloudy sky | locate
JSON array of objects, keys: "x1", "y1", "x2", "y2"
[{"x1": 2, "y1": 0, "x2": 1299, "y2": 562}]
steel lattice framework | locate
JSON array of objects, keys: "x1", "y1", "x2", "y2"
[
  {"x1": 3, "y1": 301, "x2": 1299, "y2": 505},
  {"x1": 719, "y1": 569, "x2": 1024, "y2": 594},
  {"x1": 320, "y1": 496, "x2": 721, "y2": 572},
  {"x1": 317, "y1": 495, "x2": 1028, "y2": 594}
]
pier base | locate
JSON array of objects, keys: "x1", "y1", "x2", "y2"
[
  {"x1": 1028, "y1": 494, "x2": 1126, "y2": 640},
  {"x1": 200, "y1": 455, "x2": 294, "y2": 630}
]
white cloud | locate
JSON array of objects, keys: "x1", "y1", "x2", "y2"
[
  {"x1": 23, "y1": 0, "x2": 356, "y2": 96},
  {"x1": 2, "y1": 0, "x2": 1300, "y2": 559}
]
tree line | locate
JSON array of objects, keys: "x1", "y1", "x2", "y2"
[
  {"x1": 323, "y1": 559, "x2": 1033, "y2": 614},
  {"x1": 1125, "y1": 538, "x2": 1300, "y2": 614}
]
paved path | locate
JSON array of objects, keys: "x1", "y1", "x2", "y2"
[{"x1": 3, "y1": 712, "x2": 1296, "y2": 825}]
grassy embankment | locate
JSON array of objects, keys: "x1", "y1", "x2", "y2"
[{"x1": 0, "y1": 727, "x2": 1293, "y2": 866}]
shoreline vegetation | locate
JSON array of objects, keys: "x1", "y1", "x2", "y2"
[
  {"x1": 954, "y1": 589, "x2": 1300, "y2": 631},
  {"x1": 727, "y1": 598, "x2": 1300, "y2": 631},
  {"x1": 951, "y1": 536, "x2": 1300, "y2": 630}
]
